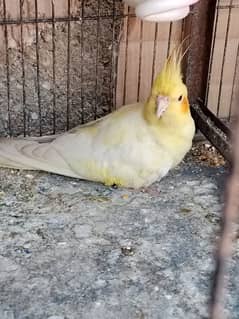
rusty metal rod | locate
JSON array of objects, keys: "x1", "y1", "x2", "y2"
[
  {"x1": 66, "y1": 0, "x2": 71, "y2": 130},
  {"x1": 94, "y1": 0, "x2": 101, "y2": 120},
  {"x1": 80, "y1": 0, "x2": 85, "y2": 123},
  {"x1": 191, "y1": 100, "x2": 231, "y2": 162},
  {"x1": 110, "y1": 0, "x2": 116, "y2": 111},
  {"x1": 3, "y1": 0, "x2": 11, "y2": 135},
  {"x1": 0, "y1": 14, "x2": 136, "y2": 26},
  {"x1": 210, "y1": 111, "x2": 239, "y2": 319},
  {"x1": 51, "y1": 0, "x2": 56, "y2": 134},
  {"x1": 34, "y1": 0, "x2": 42, "y2": 136},
  {"x1": 20, "y1": 0, "x2": 27, "y2": 136}
]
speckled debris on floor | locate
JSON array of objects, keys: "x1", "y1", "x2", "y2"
[{"x1": 0, "y1": 143, "x2": 238, "y2": 319}]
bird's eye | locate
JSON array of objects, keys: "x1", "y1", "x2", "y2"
[{"x1": 178, "y1": 95, "x2": 183, "y2": 102}]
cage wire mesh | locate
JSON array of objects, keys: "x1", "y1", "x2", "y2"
[
  {"x1": 0, "y1": 0, "x2": 238, "y2": 138},
  {"x1": 0, "y1": 0, "x2": 189, "y2": 138},
  {"x1": 0, "y1": 0, "x2": 124, "y2": 137}
]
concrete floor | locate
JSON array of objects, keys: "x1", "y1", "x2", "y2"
[{"x1": 0, "y1": 145, "x2": 238, "y2": 319}]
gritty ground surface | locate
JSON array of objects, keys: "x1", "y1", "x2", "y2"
[{"x1": 0, "y1": 143, "x2": 238, "y2": 319}]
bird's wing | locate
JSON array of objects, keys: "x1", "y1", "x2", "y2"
[
  {"x1": 0, "y1": 102, "x2": 164, "y2": 186},
  {"x1": 50, "y1": 103, "x2": 173, "y2": 186},
  {"x1": 0, "y1": 106, "x2": 116, "y2": 177},
  {"x1": 0, "y1": 137, "x2": 80, "y2": 178}
]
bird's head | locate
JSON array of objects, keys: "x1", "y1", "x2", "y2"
[{"x1": 144, "y1": 46, "x2": 190, "y2": 125}]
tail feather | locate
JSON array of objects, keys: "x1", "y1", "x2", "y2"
[
  {"x1": 0, "y1": 137, "x2": 79, "y2": 178},
  {"x1": 0, "y1": 150, "x2": 30, "y2": 170}
]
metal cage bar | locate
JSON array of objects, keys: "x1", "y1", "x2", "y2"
[
  {"x1": 110, "y1": 0, "x2": 116, "y2": 112},
  {"x1": 34, "y1": 0, "x2": 42, "y2": 135},
  {"x1": 66, "y1": 0, "x2": 71, "y2": 130},
  {"x1": 216, "y1": 0, "x2": 233, "y2": 116},
  {"x1": 136, "y1": 19, "x2": 143, "y2": 103},
  {"x1": 205, "y1": 0, "x2": 220, "y2": 107},
  {"x1": 167, "y1": 22, "x2": 173, "y2": 58},
  {"x1": 3, "y1": 0, "x2": 11, "y2": 135},
  {"x1": 51, "y1": 0, "x2": 57, "y2": 134},
  {"x1": 151, "y1": 23, "x2": 158, "y2": 88},
  {"x1": 0, "y1": 14, "x2": 135, "y2": 26},
  {"x1": 80, "y1": 0, "x2": 85, "y2": 124},
  {"x1": 122, "y1": 6, "x2": 130, "y2": 106},
  {"x1": 210, "y1": 110, "x2": 239, "y2": 319},
  {"x1": 19, "y1": 0, "x2": 27, "y2": 136},
  {"x1": 94, "y1": 0, "x2": 101, "y2": 120}
]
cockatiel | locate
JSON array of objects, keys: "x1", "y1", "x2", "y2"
[{"x1": 0, "y1": 46, "x2": 195, "y2": 189}]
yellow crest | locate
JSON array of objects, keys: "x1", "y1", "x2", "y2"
[{"x1": 151, "y1": 43, "x2": 187, "y2": 96}]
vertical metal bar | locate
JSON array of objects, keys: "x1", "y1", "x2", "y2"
[
  {"x1": 94, "y1": 0, "x2": 100, "y2": 120},
  {"x1": 151, "y1": 23, "x2": 158, "y2": 87},
  {"x1": 34, "y1": 0, "x2": 42, "y2": 136},
  {"x1": 3, "y1": 0, "x2": 11, "y2": 135},
  {"x1": 66, "y1": 0, "x2": 71, "y2": 130},
  {"x1": 205, "y1": 0, "x2": 219, "y2": 105},
  {"x1": 20, "y1": 0, "x2": 26, "y2": 136},
  {"x1": 123, "y1": 6, "x2": 130, "y2": 105},
  {"x1": 210, "y1": 115, "x2": 239, "y2": 319},
  {"x1": 167, "y1": 22, "x2": 173, "y2": 58},
  {"x1": 80, "y1": 0, "x2": 85, "y2": 123},
  {"x1": 137, "y1": 20, "x2": 143, "y2": 102},
  {"x1": 229, "y1": 43, "x2": 239, "y2": 120},
  {"x1": 51, "y1": 0, "x2": 56, "y2": 134},
  {"x1": 110, "y1": 0, "x2": 116, "y2": 111},
  {"x1": 216, "y1": 1, "x2": 233, "y2": 116},
  {"x1": 184, "y1": 0, "x2": 217, "y2": 104}
]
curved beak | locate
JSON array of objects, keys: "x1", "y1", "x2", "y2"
[{"x1": 156, "y1": 95, "x2": 169, "y2": 118}]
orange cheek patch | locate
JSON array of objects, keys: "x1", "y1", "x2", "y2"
[{"x1": 181, "y1": 96, "x2": 189, "y2": 113}]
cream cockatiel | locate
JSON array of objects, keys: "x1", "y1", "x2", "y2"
[{"x1": 0, "y1": 47, "x2": 195, "y2": 189}]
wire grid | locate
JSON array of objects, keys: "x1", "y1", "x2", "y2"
[
  {"x1": 0, "y1": 0, "x2": 125, "y2": 136},
  {"x1": 205, "y1": 0, "x2": 239, "y2": 121},
  {"x1": 0, "y1": 1, "x2": 238, "y2": 135},
  {"x1": 0, "y1": 0, "x2": 192, "y2": 138}
]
